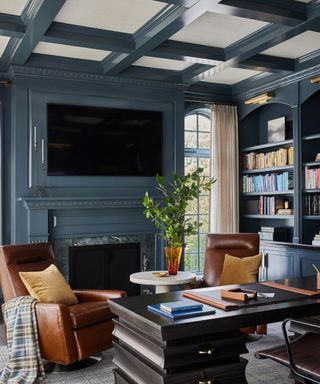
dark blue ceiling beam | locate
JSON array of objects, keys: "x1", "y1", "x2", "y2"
[
  {"x1": 182, "y1": 63, "x2": 214, "y2": 83},
  {"x1": 121, "y1": 65, "x2": 182, "y2": 83},
  {"x1": 0, "y1": 13, "x2": 25, "y2": 38},
  {"x1": 204, "y1": 0, "x2": 307, "y2": 26},
  {"x1": 151, "y1": 40, "x2": 225, "y2": 64},
  {"x1": 239, "y1": 54, "x2": 295, "y2": 74},
  {"x1": 11, "y1": 0, "x2": 66, "y2": 65},
  {"x1": 151, "y1": 40, "x2": 294, "y2": 74},
  {"x1": 43, "y1": 22, "x2": 135, "y2": 53},
  {"x1": 102, "y1": 2, "x2": 209, "y2": 75},
  {"x1": 27, "y1": 53, "x2": 102, "y2": 73},
  {"x1": 296, "y1": 49, "x2": 320, "y2": 72}
]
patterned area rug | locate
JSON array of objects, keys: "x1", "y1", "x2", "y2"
[{"x1": 0, "y1": 323, "x2": 292, "y2": 383}]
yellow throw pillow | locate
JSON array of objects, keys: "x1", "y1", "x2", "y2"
[
  {"x1": 220, "y1": 253, "x2": 262, "y2": 285},
  {"x1": 19, "y1": 264, "x2": 78, "y2": 306}
]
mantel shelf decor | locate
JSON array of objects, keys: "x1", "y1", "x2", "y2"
[{"x1": 143, "y1": 168, "x2": 215, "y2": 275}]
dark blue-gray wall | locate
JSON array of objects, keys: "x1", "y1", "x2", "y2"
[{"x1": 2, "y1": 70, "x2": 185, "y2": 270}]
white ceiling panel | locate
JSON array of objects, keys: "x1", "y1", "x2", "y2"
[
  {"x1": 55, "y1": 0, "x2": 167, "y2": 34},
  {"x1": 170, "y1": 12, "x2": 268, "y2": 48},
  {"x1": 262, "y1": 31, "x2": 320, "y2": 59},
  {"x1": 0, "y1": 36, "x2": 10, "y2": 58},
  {"x1": 33, "y1": 42, "x2": 111, "y2": 61},
  {"x1": 0, "y1": 0, "x2": 28, "y2": 15},
  {"x1": 203, "y1": 67, "x2": 262, "y2": 85},
  {"x1": 133, "y1": 56, "x2": 192, "y2": 71}
]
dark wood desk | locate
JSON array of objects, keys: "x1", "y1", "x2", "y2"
[{"x1": 109, "y1": 276, "x2": 320, "y2": 384}]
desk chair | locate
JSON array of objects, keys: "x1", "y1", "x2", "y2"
[
  {"x1": 185, "y1": 233, "x2": 266, "y2": 334},
  {"x1": 256, "y1": 319, "x2": 320, "y2": 384},
  {"x1": 0, "y1": 243, "x2": 126, "y2": 366}
]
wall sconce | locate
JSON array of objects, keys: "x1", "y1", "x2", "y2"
[
  {"x1": 310, "y1": 76, "x2": 320, "y2": 84},
  {"x1": 0, "y1": 80, "x2": 11, "y2": 87},
  {"x1": 244, "y1": 92, "x2": 274, "y2": 105}
]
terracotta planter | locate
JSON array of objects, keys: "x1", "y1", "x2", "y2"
[{"x1": 165, "y1": 246, "x2": 182, "y2": 275}]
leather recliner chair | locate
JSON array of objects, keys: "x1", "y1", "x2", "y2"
[
  {"x1": 0, "y1": 243, "x2": 126, "y2": 365},
  {"x1": 186, "y1": 233, "x2": 266, "y2": 334}
]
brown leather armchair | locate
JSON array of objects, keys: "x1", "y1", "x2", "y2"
[
  {"x1": 186, "y1": 233, "x2": 266, "y2": 334},
  {"x1": 190, "y1": 233, "x2": 260, "y2": 288},
  {"x1": 0, "y1": 243, "x2": 126, "y2": 365}
]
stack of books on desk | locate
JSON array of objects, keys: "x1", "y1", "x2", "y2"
[{"x1": 148, "y1": 300, "x2": 216, "y2": 319}]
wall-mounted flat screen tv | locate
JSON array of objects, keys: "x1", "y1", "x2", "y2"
[{"x1": 47, "y1": 103, "x2": 163, "y2": 176}]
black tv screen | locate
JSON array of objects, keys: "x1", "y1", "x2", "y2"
[{"x1": 47, "y1": 103, "x2": 163, "y2": 176}]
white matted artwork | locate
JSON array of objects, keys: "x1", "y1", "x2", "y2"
[{"x1": 267, "y1": 116, "x2": 286, "y2": 143}]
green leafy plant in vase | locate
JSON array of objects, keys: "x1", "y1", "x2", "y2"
[{"x1": 143, "y1": 168, "x2": 215, "y2": 275}]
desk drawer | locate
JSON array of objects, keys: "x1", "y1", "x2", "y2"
[
  {"x1": 113, "y1": 341, "x2": 248, "y2": 384},
  {"x1": 113, "y1": 320, "x2": 248, "y2": 371}
]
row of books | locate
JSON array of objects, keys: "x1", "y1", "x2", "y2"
[
  {"x1": 312, "y1": 232, "x2": 320, "y2": 246},
  {"x1": 243, "y1": 146, "x2": 294, "y2": 170},
  {"x1": 305, "y1": 194, "x2": 320, "y2": 216},
  {"x1": 305, "y1": 167, "x2": 320, "y2": 190},
  {"x1": 259, "y1": 226, "x2": 288, "y2": 241},
  {"x1": 242, "y1": 172, "x2": 293, "y2": 193},
  {"x1": 245, "y1": 197, "x2": 293, "y2": 216}
]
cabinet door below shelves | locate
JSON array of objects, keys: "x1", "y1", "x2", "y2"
[
  {"x1": 296, "y1": 251, "x2": 320, "y2": 277},
  {"x1": 261, "y1": 246, "x2": 294, "y2": 280}
]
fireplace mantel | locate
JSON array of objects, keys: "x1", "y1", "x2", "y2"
[{"x1": 18, "y1": 196, "x2": 143, "y2": 210}]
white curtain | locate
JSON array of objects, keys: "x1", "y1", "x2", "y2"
[{"x1": 210, "y1": 104, "x2": 239, "y2": 233}]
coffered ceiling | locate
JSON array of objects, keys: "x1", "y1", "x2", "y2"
[{"x1": 0, "y1": 0, "x2": 319, "y2": 96}]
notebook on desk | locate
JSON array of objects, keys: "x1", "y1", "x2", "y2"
[{"x1": 148, "y1": 303, "x2": 216, "y2": 319}]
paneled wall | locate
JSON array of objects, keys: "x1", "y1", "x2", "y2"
[{"x1": 2, "y1": 71, "x2": 185, "y2": 270}]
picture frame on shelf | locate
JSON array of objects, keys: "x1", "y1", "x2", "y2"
[{"x1": 267, "y1": 116, "x2": 286, "y2": 143}]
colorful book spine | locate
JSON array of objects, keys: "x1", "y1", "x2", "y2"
[
  {"x1": 243, "y1": 146, "x2": 293, "y2": 170},
  {"x1": 305, "y1": 167, "x2": 320, "y2": 190},
  {"x1": 242, "y1": 172, "x2": 293, "y2": 193}
]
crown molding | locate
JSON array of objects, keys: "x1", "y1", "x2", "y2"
[
  {"x1": 234, "y1": 63, "x2": 320, "y2": 100},
  {"x1": 8, "y1": 64, "x2": 188, "y2": 90}
]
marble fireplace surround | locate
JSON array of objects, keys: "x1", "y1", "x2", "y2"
[
  {"x1": 54, "y1": 233, "x2": 155, "y2": 281},
  {"x1": 19, "y1": 196, "x2": 158, "y2": 281}
]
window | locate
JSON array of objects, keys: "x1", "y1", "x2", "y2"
[{"x1": 184, "y1": 109, "x2": 212, "y2": 272}]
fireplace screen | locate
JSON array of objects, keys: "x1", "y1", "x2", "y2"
[{"x1": 69, "y1": 243, "x2": 140, "y2": 296}]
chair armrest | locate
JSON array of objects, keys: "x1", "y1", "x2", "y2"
[
  {"x1": 73, "y1": 289, "x2": 127, "y2": 303},
  {"x1": 282, "y1": 318, "x2": 320, "y2": 382},
  {"x1": 35, "y1": 302, "x2": 77, "y2": 364},
  {"x1": 182, "y1": 275, "x2": 205, "y2": 290}
]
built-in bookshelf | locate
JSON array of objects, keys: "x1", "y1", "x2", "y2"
[
  {"x1": 238, "y1": 84, "x2": 320, "y2": 246},
  {"x1": 301, "y1": 89, "x2": 320, "y2": 244},
  {"x1": 239, "y1": 102, "x2": 295, "y2": 243}
]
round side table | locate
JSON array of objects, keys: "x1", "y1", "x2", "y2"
[{"x1": 130, "y1": 271, "x2": 196, "y2": 294}]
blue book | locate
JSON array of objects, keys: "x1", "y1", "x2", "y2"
[
  {"x1": 148, "y1": 303, "x2": 216, "y2": 319},
  {"x1": 160, "y1": 300, "x2": 203, "y2": 313}
]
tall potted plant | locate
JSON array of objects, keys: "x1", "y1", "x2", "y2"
[{"x1": 143, "y1": 168, "x2": 215, "y2": 275}]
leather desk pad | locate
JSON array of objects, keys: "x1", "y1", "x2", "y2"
[{"x1": 183, "y1": 281, "x2": 320, "y2": 311}]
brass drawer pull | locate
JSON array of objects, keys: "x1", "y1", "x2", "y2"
[
  {"x1": 198, "y1": 380, "x2": 213, "y2": 384},
  {"x1": 198, "y1": 347, "x2": 215, "y2": 355}
]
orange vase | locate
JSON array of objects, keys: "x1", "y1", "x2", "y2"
[{"x1": 165, "y1": 246, "x2": 183, "y2": 275}]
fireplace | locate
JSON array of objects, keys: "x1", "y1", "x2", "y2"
[
  {"x1": 69, "y1": 243, "x2": 141, "y2": 296},
  {"x1": 51, "y1": 233, "x2": 156, "y2": 295}
]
